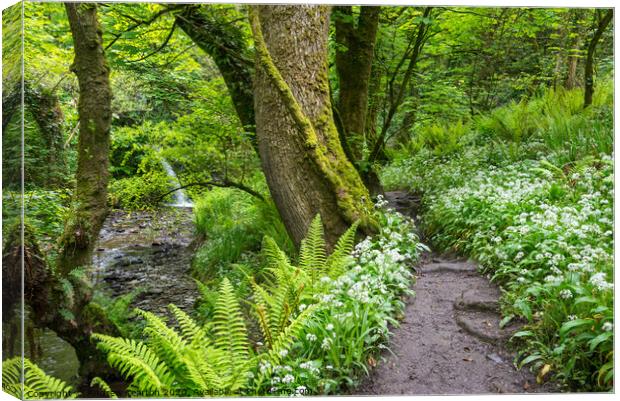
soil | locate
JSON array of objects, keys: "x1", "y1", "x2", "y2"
[{"x1": 356, "y1": 191, "x2": 560, "y2": 395}]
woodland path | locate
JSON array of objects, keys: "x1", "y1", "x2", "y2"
[{"x1": 357, "y1": 191, "x2": 558, "y2": 395}]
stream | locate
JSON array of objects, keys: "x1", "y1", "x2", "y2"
[{"x1": 25, "y1": 163, "x2": 200, "y2": 388}]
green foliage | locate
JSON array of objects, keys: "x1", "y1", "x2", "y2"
[
  {"x1": 108, "y1": 171, "x2": 173, "y2": 210},
  {"x1": 92, "y1": 276, "x2": 315, "y2": 396},
  {"x1": 407, "y1": 121, "x2": 469, "y2": 157},
  {"x1": 381, "y1": 82, "x2": 613, "y2": 390},
  {"x1": 258, "y1": 209, "x2": 424, "y2": 394},
  {"x1": 109, "y1": 124, "x2": 163, "y2": 179},
  {"x1": 90, "y1": 377, "x2": 118, "y2": 399},
  {"x1": 92, "y1": 288, "x2": 145, "y2": 338},
  {"x1": 192, "y1": 188, "x2": 293, "y2": 281},
  {"x1": 2, "y1": 189, "x2": 70, "y2": 254},
  {"x1": 2, "y1": 357, "x2": 77, "y2": 399},
  {"x1": 92, "y1": 210, "x2": 422, "y2": 396}
]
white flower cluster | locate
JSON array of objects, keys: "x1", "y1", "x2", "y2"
[{"x1": 259, "y1": 209, "x2": 423, "y2": 395}]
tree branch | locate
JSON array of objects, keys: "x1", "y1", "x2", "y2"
[
  {"x1": 104, "y1": 5, "x2": 183, "y2": 50},
  {"x1": 159, "y1": 180, "x2": 266, "y2": 202},
  {"x1": 126, "y1": 21, "x2": 177, "y2": 63}
]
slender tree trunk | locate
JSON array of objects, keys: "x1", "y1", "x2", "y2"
[
  {"x1": 175, "y1": 5, "x2": 256, "y2": 141},
  {"x1": 58, "y1": 3, "x2": 112, "y2": 274},
  {"x1": 250, "y1": 5, "x2": 375, "y2": 248},
  {"x1": 368, "y1": 7, "x2": 432, "y2": 165},
  {"x1": 584, "y1": 9, "x2": 612, "y2": 108},
  {"x1": 563, "y1": 9, "x2": 584, "y2": 90},
  {"x1": 334, "y1": 6, "x2": 380, "y2": 160},
  {"x1": 565, "y1": 51, "x2": 580, "y2": 89}
]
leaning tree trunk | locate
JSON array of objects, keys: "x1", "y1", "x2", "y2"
[
  {"x1": 2, "y1": 223, "x2": 120, "y2": 389},
  {"x1": 58, "y1": 3, "x2": 112, "y2": 273},
  {"x1": 250, "y1": 5, "x2": 375, "y2": 248},
  {"x1": 584, "y1": 9, "x2": 612, "y2": 108}
]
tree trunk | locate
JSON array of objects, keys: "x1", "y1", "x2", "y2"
[
  {"x1": 58, "y1": 3, "x2": 112, "y2": 273},
  {"x1": 250, "y1": 5, "x2": 375, "y2": 248},
  {"x1": 3, "y1": 81, "x2": 66, "y2": 187},
  {"x1": 584, "y1": 9, "x2": 612, "y2": 108},
  {"x1": 25, "y1": 83, "x2": 66, "y2": 186},
  {"x1": 368, "y1": 7, "x2": 432, "y2": 165},
  {"x1": 175, "y1": 5, "x2": 256, "y2": 139},
  {"x1": 334, "y1": 6, "x2": 380, "y2": 160},
  {"x1": 3, "y1": 223, "x2": 120, "y2": 388},
  {"x1": 565, "y1": 51, "x2": 580, "y2": 89}
]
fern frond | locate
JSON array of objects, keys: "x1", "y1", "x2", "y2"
[
  {"x1": 90, "y1": 377, "x2": 117, "y2": 399},
  {"x1": 24, "y1": 358, "x2": 77, "y2": 398},
  {"x1": 251, "y1": 279, "x2": 274, "y2": 347},
  {"x1": 134, "y1": 308, "x2": 189, "y2": 376},
  {"x1": 2, "y1": 357, "x2": 78, "y2": 399},
  {"x1": 179, "y1": 348, "x2": 224, "y2": 391},
  {"x1": 168, "y1": 304, "x2": 210, "y2": 348},
  {"x1": 92, "y1": 334, "x2": 173, "y2": 392},
  {"x1": 2, "y1": 357, "x2": 22, "y2": 387},
  {"x1": 261, "y1": 235, "x2": 290, "y2": 269},
  {"x1": 326, "y1": 220, "x2": 359, "y2": 278},
  {"x1": 212, "y1": 278, "x2": 250, "y2": 386},
  {"x1": 2, "y1": 357, "x2": 23, "y2": 399},
  {"x1": 299, "y1": 215, "x2": 327, "y2": 289},
  {"x1": 265, "y1": 304, "x2": 318, "y2": 365}
]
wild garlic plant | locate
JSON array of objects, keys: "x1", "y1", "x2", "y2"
[
  {"x1": 257, "y1": 203, "x2": 425, "y2": 395},
  {"x1": 381, "y1": 84, "x2": 613, "y2": 390}
]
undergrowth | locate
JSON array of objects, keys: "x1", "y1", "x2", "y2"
[
  {"x1": 89, "y1": 202, "x2": 424, "y2": 396},
  {"x1": 191, "y1": 188, "x2": 294, "y2": 283},
  {"x1": 381, "y1": 82, "x2": 614, "y2": 390}
]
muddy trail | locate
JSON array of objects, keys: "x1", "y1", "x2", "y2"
[{"x1": 357, "y1": 191, "x2": 559, "y2": 395}]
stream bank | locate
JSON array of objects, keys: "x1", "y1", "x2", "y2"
[{"x1": 25, "y1": 205, "x2": 200, "y2": 389}]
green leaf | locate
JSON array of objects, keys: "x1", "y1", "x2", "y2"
[
  {"x1": 559, "y1": 319, "x2": 592, "y2": 337},
  {"x1": 588, "y1": 332, "x2": 612, "y2": 352}
]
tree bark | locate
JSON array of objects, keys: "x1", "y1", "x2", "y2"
[
  {"x1": 250, "y1": 5, "x2": 375, "y2": 248},
  {"x1": 58, "y1": 3, "x2": 112, "y2": 273},
  {"x1": 584, "y1": 9, "x2": 612, "y2": 108},
  {"x1": 565, "y1": 50, "x2": 580, "y2": 89},
  {"x1": 3, "y1": 81, "x2": 66, "y2": 186},
  {"x1": 3, "y1": 223, "x2": 120, "y2": 389},
  {"x1": 334, "y1": 6, "x2": 380, "y2": 160}
]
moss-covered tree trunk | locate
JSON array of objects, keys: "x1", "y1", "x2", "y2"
[
  {"x1": 58, "y1": 3, "x2": 112, "y2": 273},
  {"x1": 250, "y1": 5, "x2": 375, "y2": 248},
  {"x1": 334, "y1": 6, "x2": 380, "y2": 160},
  {"x1": 583, "y1": 9, "x2": 612, "y2": 108},
  {"x1": 3, "y1": 223, "x2": 120, "y2": 389}
]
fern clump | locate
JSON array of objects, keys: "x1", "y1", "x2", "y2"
[
  {"x1": 2, "y1": 357, "x2": 77, "y2": 399},
  {"x1": 92, "y1": 277, "x2": 314, "y2": 396},
  {"x1": 92, "y1": 212, "x2": 419, "y2": 396}
]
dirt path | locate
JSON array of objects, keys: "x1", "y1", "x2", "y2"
[{"x1": 356, "y1": 191, "x2": 556, "y2": 395}]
